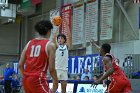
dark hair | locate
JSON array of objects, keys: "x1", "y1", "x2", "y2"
[
  {"x1": 93, "y1": 75, "x2": 98, "y2": 78},
  {"x1": 84, "y1": 76, "x2": 89, "y2": 79},
  {"x1": 35, "y1": 20, "x2": 53, "y2": 35},
  {"x1": 101, "y1": 43, "x2": 111, "y2": 53},
  {"x1": 57, "y1": 34, "x2": 67, "y2": 43}
]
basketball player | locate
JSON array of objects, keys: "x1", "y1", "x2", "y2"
[
  {"x1": 52, "y1": 19, "x2": 70, "y2": 93},
  {"x1": 54, "y1": 34, "x2": 69, "y2": 93},
  {"x1": 18, "y1": 20, "x2": 58, "y2": 93},
  {"x1": 90, "y1": 40, "x2": 132, "y2": 93}
]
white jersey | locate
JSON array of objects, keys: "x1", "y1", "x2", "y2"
[{"x1": 55, "y1": 44, "x2": 68, "y2": 70}]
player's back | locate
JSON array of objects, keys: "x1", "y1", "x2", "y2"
[{"x1": 24, "y1": 39, "x2": 49, "y2": 76}]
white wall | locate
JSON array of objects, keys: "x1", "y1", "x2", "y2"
[
  {"x1": 110, "y1": 3, "x2": 140, "y2": 66},
  {"x1": 111, "y1": 41, "x2": 134, "y2": 67},
  {"x1": 122, "y1": 3, "x2": 139, "y2": 41}
]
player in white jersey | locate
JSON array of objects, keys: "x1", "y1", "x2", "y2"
[
  {"x1": 54, "y1": 34, "x2": 68, "y2": 93},
  {"x1": 52, "y1": 19, "x2": 70, "y2": 93}
]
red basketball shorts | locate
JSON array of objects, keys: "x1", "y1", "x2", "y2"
[
  {"x1": 22, "y1": 75, "x2": 52, "y2": 93},
  {"x1": 107, "y1": 77, "x2": 132, "y2": 93}
]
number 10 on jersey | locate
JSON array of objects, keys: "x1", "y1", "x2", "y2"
[{"x1": 30, "y1": 45, "x2": 41, "y2": 57}]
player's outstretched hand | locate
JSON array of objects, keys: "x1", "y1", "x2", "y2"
[{"x1": 90, "y1": 80, "x2": 101, "y2": 88}]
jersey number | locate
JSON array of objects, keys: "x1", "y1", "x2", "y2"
[
  {"x1": 61, "y1": 51, "x2": 64, "y2": 56},
  {"x1": 30, "y1": 45, "x2": 41, "y2": 57}
]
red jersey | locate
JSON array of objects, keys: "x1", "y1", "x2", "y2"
[
  {"x1": 24, "y1": 39, "x2": 49, "y2": 76},
  {"x1": 104, "y1": 53, "x2": 127, "y2": 81}
]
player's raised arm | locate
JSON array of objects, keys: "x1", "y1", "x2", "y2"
[
  {"x1": 47, "y1": 42, "x2": 58, "y2": 93},
  {"x1": 90, "y1": 39, "x2": 100, "y2": 51},
  {"x1": 52, "y1": 26, "x2": 59, "y2": 48}
]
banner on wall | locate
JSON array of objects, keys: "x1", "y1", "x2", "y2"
[
  {"x1": 12, "y1": 54, "x2": 103, "y2": 75},
  {"x1": 76, "y1": 84, "x2": 106, "y2": 93},
  {"x1": 85, "y1": 0, "x2": 98, "y2": 42},
  {"x1": 72, "y1": 4, "x2": 84, "y2": 45},
  {"x1": 61, "y1": 4, "x2": 72, "y2": 47},
  {"x1": 63, "y1": 0, "x2": 79, "y2": 5},
  {"x1": 100, "y1": 0, "x2": 114, "y2": 40},
  {"x1": 68, "y1": 54, "x2": 103, "y2": 74}
]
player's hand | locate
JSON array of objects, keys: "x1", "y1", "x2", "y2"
[
  {"x1": 91, "y1": 83, "x2": 97, "y2": 89},
  {"x1": 55, "y1": 26, "x2": 59, "y2": 30},
  {"x1": 90, "y1": 39, "x2": 95, "y2": 46},
  {"x1": 91, "y1": 80, "x2": 101, "y2": 88}
]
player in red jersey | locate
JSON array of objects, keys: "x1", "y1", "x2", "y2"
[
  {"x1": 18, "y1": 20, "x2": 58, "y2": 93},
  {"x1": 90, "y1": 40, "x2": 132, "y2": 93}
]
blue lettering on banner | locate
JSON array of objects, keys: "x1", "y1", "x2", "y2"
[
  {"x1": 12, "y1": 54, "x2": 103, "y2": 75},
  {"x1": 79, "y1": 87, "x2": 104, "y2": 93},
  {"x1": 68, "y1": 54, "x2": 103, "y2": 74},
  {"x1": 77, "y1": 84, "x2": 106, "y2": 93},
  {"x1": 87, "y1": 89, "x2": 104, "y2": 93},
  {"x1": 79, "y1": 87, "x2": 85, "y2": 92}
]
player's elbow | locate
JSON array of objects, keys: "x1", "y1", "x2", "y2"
[{"x1": 18, "y1": 62, "x2": 23, "y2": 70}]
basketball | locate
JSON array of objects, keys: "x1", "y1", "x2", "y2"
[{"x1": 52, "y1": 16, "x2": 62, "y2": 26}]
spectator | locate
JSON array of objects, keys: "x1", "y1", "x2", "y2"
[
  {"x1": 92, "y1": 75, "x2": 98, "y2": 81},
  {"x1": 11, "y1": 74, "x2": 20, "y2": 93},
  {"x1": 84, "y1": 76, "x2": 89, "y2": 81},
  {"x1": 4, "y1": 63, "x2": 15, "y2": 93},
  {"x1": 72, "y1": 76, "x2": 76, "y2": 80},
  {"x1": 81, "y1": 68, "x2": 91, "y2": 80},
  {"x1": 76, "y1": 75, "x2": 81, "y2": 80}
]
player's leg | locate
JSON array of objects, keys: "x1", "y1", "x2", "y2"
[
  {"x1": 60, "y1": 80, "x2": 67, "y2": 93},
  {"x1": 108, "y1": 80, "x2": 123, "y2": 93},
  {"x1": 60, "y1": 70, "x2": 68, "y2": 93}
]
